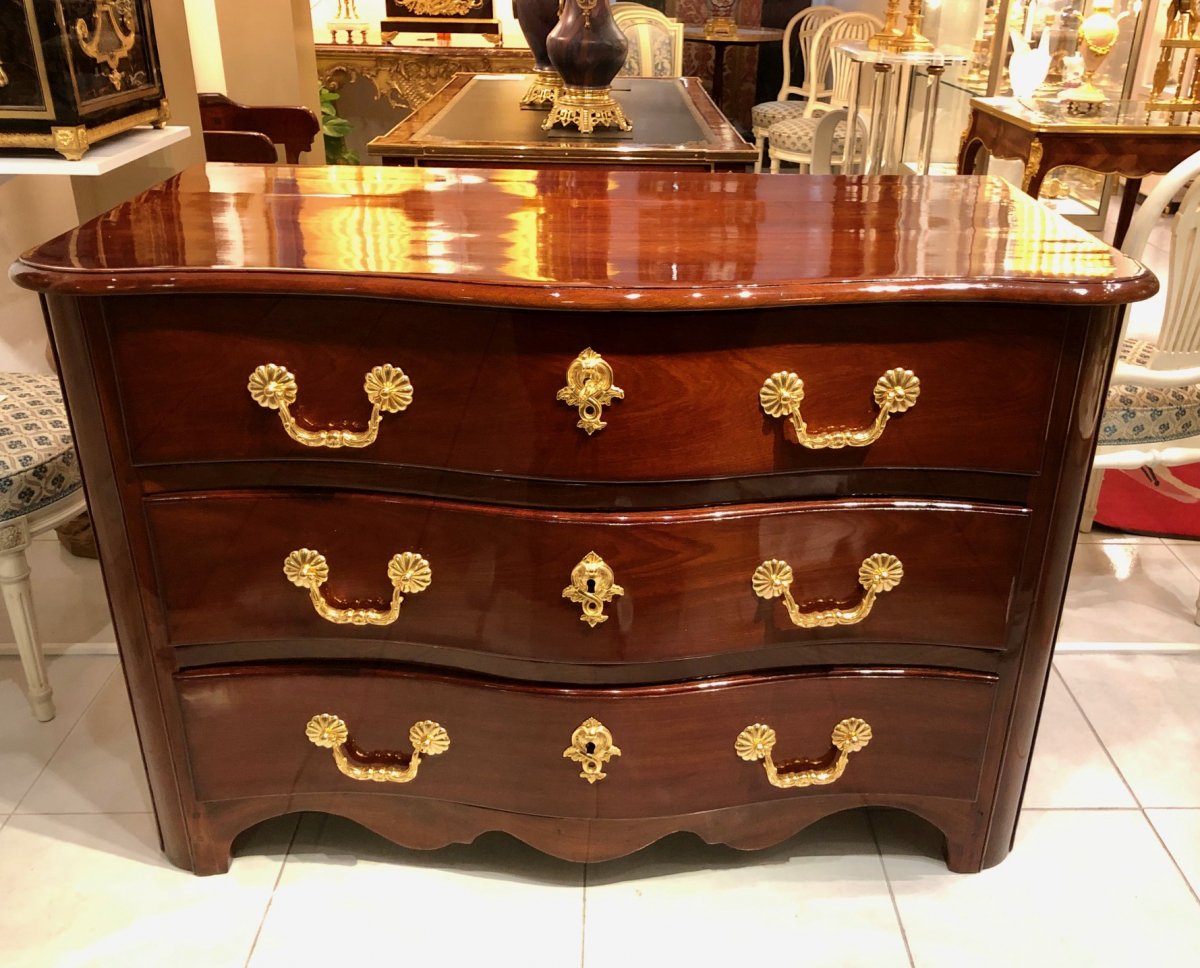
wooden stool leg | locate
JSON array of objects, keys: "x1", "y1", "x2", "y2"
[{"x1": 0, "y1": 519, "x2": 55, "y2": 721}]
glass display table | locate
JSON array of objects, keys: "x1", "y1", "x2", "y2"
[
  {"x1": 958, "y1": 97, "x2": 1200, "y2": 246},
  {"x1": 839, "y1": 40, "x2": 968, "y2": 176}
]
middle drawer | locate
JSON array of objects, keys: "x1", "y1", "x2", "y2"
[{"x1": 145, "y1": 491, "x2": 1029, "y2": 662}]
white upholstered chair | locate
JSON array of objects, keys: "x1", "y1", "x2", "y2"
[
  {"x1": 0, "y1": 372, "x2": 87, "y2": 720},
  {"x1": 1080, "y1": 149, "x2": 1200, "y2": 623},
  {"x1": 766, "y1": 12, "x2": 880, "y2": 174},
  {"x1": 613, "y1": 3, "x2": 684, "y2": 77},
  {"x1": 805, "y1": 108, "x2": 867, "y2": 175},
  {"x1": 750, "y1": 5, "x2": 840, "y2": 172}
]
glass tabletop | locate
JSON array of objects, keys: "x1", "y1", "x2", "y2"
[
  {"x1": 835, "y1": 39, "x2": 968, "y2": 67},
  {"x1": 976, "y1": 96, "x2": 1200, "y2": 131}
]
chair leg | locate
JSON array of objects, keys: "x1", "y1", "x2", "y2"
[
  {"x1": 770, "y1": 152, "x2": 781, "y2": 174},
  {"x1": 1079, "y1": 468, "x2": 1104, "y2": 533},
  {"x1": 754, "y1": 135, "x2": 765, "y2": 174},
  {"x1": 0, "y1": 519, "x2": 54, "y2": 721}
]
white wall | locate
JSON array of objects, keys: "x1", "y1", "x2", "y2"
[{"x1": 0, "y1": 0, "x2": 204, "y2": 374}]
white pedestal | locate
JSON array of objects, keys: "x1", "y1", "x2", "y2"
[{"x1": 0, "y1": 126, "x2": 191, "y2": 186}]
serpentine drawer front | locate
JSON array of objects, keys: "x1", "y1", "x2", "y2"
[
  {"x1": 144, "y1": 491, "x2": 1030, "y2": 662},
  {"x1": 176, "y1": 664, "x2": 997, "y2": 825},
  {"x1": 104, "y1": 294, "x2": 1064, "y2": 479},
  {"x1": 14, "y1": 166, "x2": 1156, "y2": 875}
]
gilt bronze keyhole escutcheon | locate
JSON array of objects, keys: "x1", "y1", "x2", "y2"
[
  {"x1": 557, "y1": 348, "x2": 624, "y2": 435},
  {"x1": 563, "y1": 717, "x2": 621, "y2": 783},
  {"x1": 562, "y1": 551, "x2": 623, "y2": 627}
]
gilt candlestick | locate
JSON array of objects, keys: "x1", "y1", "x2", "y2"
[
  {"x1": 891, "y1": 0, "x2": 934, "y2": 54},
  {"x1": 869, "y1": 0, "x2": 904, "y2": 52}
]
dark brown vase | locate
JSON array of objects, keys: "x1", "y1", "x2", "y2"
[
  {"x1": 543, "y1": 0, "x2": 633, "y2": 134},
  {"x1": 514, "y1": 0, "x2": 564, "y2": 107}
]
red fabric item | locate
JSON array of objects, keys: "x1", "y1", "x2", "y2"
[{"x1": 1094, "y1": 463, "x2": 1200, "y2": 539}]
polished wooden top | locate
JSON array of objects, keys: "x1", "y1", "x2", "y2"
[
  {"x1": 12, "y1": 164, "x2": 1155, "y2": 309},
  {"x1": 682, "y1": 26, "x2": 784, "y2": 45}
]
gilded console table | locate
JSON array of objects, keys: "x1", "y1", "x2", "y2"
[
  {"x1": 14, "y1": 165, "x2": 1153, "y2": 875},
  {"x1": 315, "y1": 43, "x2": 533, "y2": 161}
]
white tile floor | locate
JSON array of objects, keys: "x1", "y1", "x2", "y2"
[{"x1": 3, "y1": 206, "x2": 1199, "y2": 966}]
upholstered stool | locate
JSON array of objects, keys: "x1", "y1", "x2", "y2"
[{"x1": 0, "y1": 372, "x2": 86, "y2": 721}]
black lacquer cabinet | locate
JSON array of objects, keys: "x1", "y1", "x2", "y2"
[{"x1": 0, "y1": 0, "x2": 167, "y2": 159}]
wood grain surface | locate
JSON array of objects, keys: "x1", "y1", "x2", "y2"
[
  {"x1": 105, "y1": 295, "x2": 1065, "y2": 478},
  {"x1": 12, "y1": 166, "x2": 1156, "y2": 309},
  {"x1": 146, "y1": 492, "x2": 1029, "y2": 661},
  {"x1": 177, "y1": 663, "x2": 997, "y2": 817}
]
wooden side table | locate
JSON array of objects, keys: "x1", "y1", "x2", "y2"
[
  {"x1": 958, "y1": 96, "x2": 1200, "y2": 247},
  {"x1": 682, "y1": 26, "x2": 783, "y2": 110}
]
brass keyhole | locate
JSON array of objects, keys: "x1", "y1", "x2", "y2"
[
  {"x1": 586, "y1": 578, "x2": 596, "y2": 594},
  {"x1": 585, "y1": 741, "x2": 596, "y2": 755}
]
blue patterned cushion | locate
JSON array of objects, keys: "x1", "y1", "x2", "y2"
[
  {"x1": 1100, "y1": 339, "x2": 1200, "y2": 447},
  {"x1": 752, "y1": 100, "x2": 808, "y2": 131},
  {"x1": 767, "y1": 115, "x2": 849, "y2": 153},
  {"x1": 0, "y1": 372, "x2": 81, "y2": 522}
]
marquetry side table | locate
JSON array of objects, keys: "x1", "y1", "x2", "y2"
[{"x1": 958, "y1": 96, "x2": 1200, "y2": 247}]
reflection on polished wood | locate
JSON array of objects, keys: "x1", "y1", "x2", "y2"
[
  {"x1": 15, "y1": 164, "x2": 1149, "y2": 307},
  {"x1": 14, "y1": 165, "x2": 1157, "y2": 878}
]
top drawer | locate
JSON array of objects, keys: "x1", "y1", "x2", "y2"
[{"x1": 104, "y1": 294, "x2": 1065, "y2": 480}]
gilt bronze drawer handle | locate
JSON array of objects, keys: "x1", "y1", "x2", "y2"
[
  {"x1": 562, "y1": 551, "x2": 624, "y2": 627},
  {"x1": 305, "y1": 714, "x2": 449, "y2": 784},
  {"x1": 248, "y1": 363, "x2": 412, "y2": 449},
  {"x1": 736, "y1": 718, "x2": 872, "y2": 789},
  {"x1": 284, "y1": 548, "x2": 431, "y2": 626},
  {"x1": 563, "y1": 717, "x2": 621, "y2": 783},
  {"x1": 752, "y1": 553, "x2": 903, "y2": 628},
  {"x1": 557, "y1": 348, "x2": 624, "y2": 435},
  {"x1": 759, "y1": 367, "x2": 919, "y2": 449}
]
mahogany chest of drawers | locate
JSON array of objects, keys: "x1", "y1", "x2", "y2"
[{"x1": 13, "y1": 165, "x2": 1154, "y2": 874}]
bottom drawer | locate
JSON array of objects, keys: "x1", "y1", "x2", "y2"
[{"x1": 176, "y1": 664, "x2": 997, "y2": 819}]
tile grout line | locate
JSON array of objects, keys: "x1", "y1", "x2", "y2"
[
  {"x1": 1021, "y1": 806, "x2": 1141, "y2": 812},
  {"x1": 1144, "y1": 810, "x2": 1200, "y2": 909},
  {"x1": 9, "y1": 661, "x2": 119, "y2": 816},
  {"x1": 13, "y1": 810, "x2": 154, "y2": 817},
  {"x1": 866, "y1": 810, "x2": 916, "y2": 968},
  {"x1": 1055, "y1": 665, "x2": 1200, "y2": 909},
  {"x1": 579, "y1": 861, "x2": 588, "y2": 968},
  {"x1": 1052, "y1": 666, "x2": 1142, "y2": 808},
  {"x1": 1162, "y1": 542, "x2": 1200, "y2": 583},
  {"x1": 243, "y1": 814, "x2": 303, "y2": 968}
]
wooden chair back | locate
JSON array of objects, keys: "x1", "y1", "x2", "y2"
[{"x1": 198, "y1": 93, "x2": 319, "y2": 164}]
